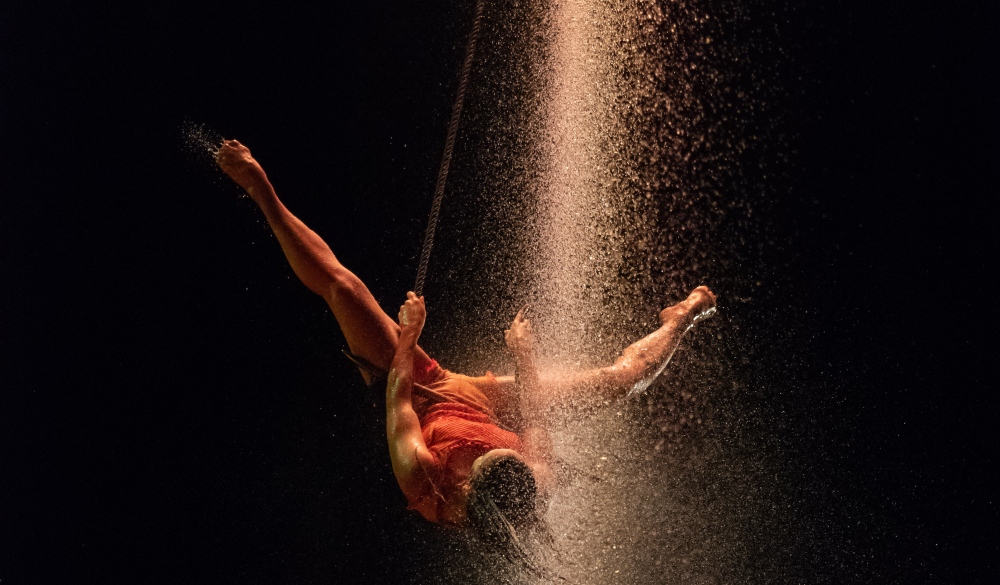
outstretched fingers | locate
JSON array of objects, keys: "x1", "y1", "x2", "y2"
[{"x1": 505, "y1": 304, "x2": 535, "y2": 354}]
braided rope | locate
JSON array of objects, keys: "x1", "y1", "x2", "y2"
[{"x1": 413, "y1": 0, "x2": 486, "y2": 296}]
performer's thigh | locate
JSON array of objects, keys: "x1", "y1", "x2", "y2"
[{"x1": 326, "y1": 271, "x2": 435, "y2": 373}]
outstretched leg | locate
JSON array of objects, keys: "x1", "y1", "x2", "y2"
[
  {"x1": 536, "y1": 286, "x2": 716, "y2": 410},
  {"x1": 217, "y1": 140, "x2": 431, "y2": 381}
]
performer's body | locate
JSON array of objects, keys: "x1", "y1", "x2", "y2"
[{"x1": 217, "y1": 139, "x2": 716, "y2": 540}]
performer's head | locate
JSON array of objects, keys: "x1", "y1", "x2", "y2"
[
  {"x1": 467, "y1": 449, "x2": 538, "y2": 529},
  {"x1": 465, "y1": 448, "x2": 545, "y2": 569}
]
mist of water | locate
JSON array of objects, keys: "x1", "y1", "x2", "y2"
[
  {"x1": 181, "y1": 121, "x2": 224, "y2": 165},
  {"x1": 427, "y1": 0, "x2": 794, "y2": 582},
  {"x1": 531, "y1": 1, "x2": 747, "y2": 582}
]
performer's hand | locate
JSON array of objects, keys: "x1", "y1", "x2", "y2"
[
  {"x1": 505, "y1": 305, "x2": 534, "y2": 355},
  {"x1": 216, "y1": 139, "x2": 269, "y2": 195},
  {"x1": 398, "y1": 292, "x2": 426, "y2": 335}
]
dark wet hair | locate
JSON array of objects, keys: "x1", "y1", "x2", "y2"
[{"x1": 466, "y1": 454, "x2": 553, "y2": 576}]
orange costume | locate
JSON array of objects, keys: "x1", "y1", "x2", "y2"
[{"x1": 406, "y1": 360, "x2": 523, "y2": 524}]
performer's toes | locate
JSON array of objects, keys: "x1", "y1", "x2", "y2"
[
  {"x1": 688, "y1": 286, "x2": 717, "y2": 323},
  {"x1": 660, "y1": 286, "x2": 717, "y2": 325}
]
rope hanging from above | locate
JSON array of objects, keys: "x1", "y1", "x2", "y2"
[{"x1": 413, "y1": 0, "x2": 486, "y2": 297}]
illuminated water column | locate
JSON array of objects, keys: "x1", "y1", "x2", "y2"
[
  {"x1": 534, "y1": 0, "x2": 638, "y2": 580},
  {"x1": 527, "y1": 0, "x2": 769, "y2": 581},
  {"x1": 534, "y1": 0, "x2": 616, "y2": 368}
]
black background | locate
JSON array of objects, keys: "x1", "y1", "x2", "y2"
[{"x1": 1, "y1": 0, "x2": 996, "y2": 583}]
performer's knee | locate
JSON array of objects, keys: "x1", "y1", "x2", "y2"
[
  {"x1": 605, "y1": 350, "x2": 653, "y2": 389},
  {"x1": 325, "y1": 270, "x2": 366, "y2": 305}
]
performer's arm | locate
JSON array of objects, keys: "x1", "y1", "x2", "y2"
[
  {"x1": 505, "y1": 309, "x2": 556, "y2": 501},
  {"x1": 505, "y1": 307, "x2": 541, "y2": 416},
  {"x1": 386, "y1": 293, "x2": 437, "y2": 501}
]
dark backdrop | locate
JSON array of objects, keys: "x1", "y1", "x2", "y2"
[{"x1": 2, "y1": 1, "x2": 996, "y2": 583}]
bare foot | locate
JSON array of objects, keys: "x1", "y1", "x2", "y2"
[
  {"x1": 659, "y1": 286, "x2": 717, "y2": 327},
  {"x1": 216, "y1": 139, "x2": 270, "y2": 199}
]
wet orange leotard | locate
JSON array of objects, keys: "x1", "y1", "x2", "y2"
[{"x1": 406, "y1": 360, "x2": 522, "y2": 524}]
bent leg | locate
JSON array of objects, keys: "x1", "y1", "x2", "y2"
[
  {"x1": 536, "y1": 287, "x2": 716, "y2": 410},
  {"x1": 217, "y1": 140, "x2": 432, "y2": 381}
]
